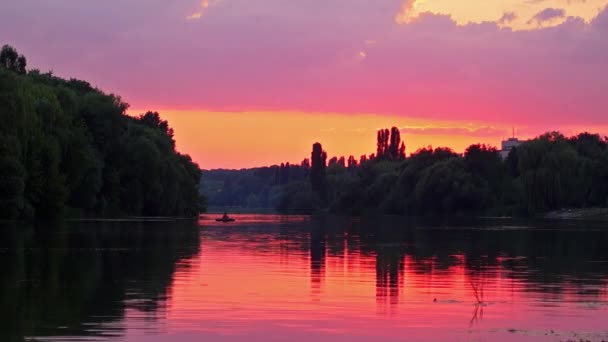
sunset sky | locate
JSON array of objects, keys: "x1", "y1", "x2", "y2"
[{"x1": 2, "y1": 0, "x2": 608, "y2": 169}]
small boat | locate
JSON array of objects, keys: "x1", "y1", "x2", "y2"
[{"x1": 216, "y1": 213, "x2": 235, "y2": 222}]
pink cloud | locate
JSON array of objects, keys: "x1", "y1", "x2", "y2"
[{"x1": 2, "y1": 1, "x2": 608, "y2": 127}]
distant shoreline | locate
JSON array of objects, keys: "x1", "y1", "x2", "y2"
[
  {"x1": 4, "y1": 209, "x2": 608, "y2": 224},
  {"x1": 544, "y1": 208, "x2": 608, "y2": 220}
]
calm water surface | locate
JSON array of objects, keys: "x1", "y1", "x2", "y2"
[{"x1": 1, "y1": 215, "x2": 608, "y2": 341}]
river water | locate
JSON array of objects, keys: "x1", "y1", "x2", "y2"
[{"x1": 1, "y1": 214, "x2": 607, "y2": 341}]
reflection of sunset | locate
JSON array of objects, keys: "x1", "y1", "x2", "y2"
[{"x1": 165, "y1": 217, "x2": 608, "y2": 341}]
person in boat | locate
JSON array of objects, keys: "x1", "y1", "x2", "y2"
[{"x1": 222, "y1": 212, "x2": 230, "y2": 220}]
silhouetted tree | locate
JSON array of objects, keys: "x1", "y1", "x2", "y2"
[
  {"x1": 139, "y1": 111, "x2": 173, "y2": 137},
  {"x1": 279, "y1": 163, "x2": 286, "y2": 184},
  {"x1": 301, "y1": 159, "x2": 311, "y2": 179},
  {"x1": 377, "y1": 127, "x2": 405, "y2": 160},
  {"x1": 388, "y1": 127, "x2": 401, "y2": 160},
  {"x1": 377, "y1": 129, "x2": 389, "y2": 159},
  {"x1": 279, "y1": 162, "x2": 291, "y2": 184},
  {"x1": 464, "y1": 144, "x2": 502, "y2": 182},
  {"x1": 301, "y1": 158, "x2": 310, "y2": 169},
  {"x1": 347, "y1": 156, "x2": 358, "y2": 169},
  {"x1": 310, "y1": 143, "x2": 328, "y2": 204},
  {"x1": 399, "y1": 142, "x2": 406, "y2": 159},
  {"x1": 274, "y1": 166, "x2": 281, "y2": 185},
  {"x1": 0, "y1": 45, "x2": 27, "y2": 74}
]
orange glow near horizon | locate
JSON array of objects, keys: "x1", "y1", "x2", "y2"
[
  {"x1": 129, "y1": 108, "x2": 608, "y2": 170},
  {"x1": 130, "y1": 109, "x2": 532, "y2": 169}
]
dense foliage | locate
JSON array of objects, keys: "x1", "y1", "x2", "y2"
[
  {"x1": 201, "y1": 163, "x2": 310, "y2": 212},
  {"x1": 0, "y1": 45, "x2": 204, "y2": 219},
  {"x1": 203, "y1": 126, "x2": 608, "y2": 217}
]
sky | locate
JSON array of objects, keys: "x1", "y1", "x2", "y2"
[{"x1": 2, "y1": 0, "x2": 608, "y2": 169}]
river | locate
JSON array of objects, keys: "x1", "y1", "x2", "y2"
[{"x1": 1, "y1": 214, "x2": 607, "y2": 341}]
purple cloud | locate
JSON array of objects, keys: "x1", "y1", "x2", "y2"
[
  {"x1": 498, "y1": 12, "x2": 518, "y2": 25},
  {"x1": 528, "y1": 8, "x2": 566, "y2": 25}
]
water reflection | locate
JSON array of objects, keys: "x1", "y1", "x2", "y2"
[
  {"x1": 375, "y1": 236, "x2": 405, "y2": 314},
  {"x1": 310, "y1": 225, "x2": 326, "y2": 300},
  {"x1": 0, "y1": 220, "x2": 200, "y2": 342},
  {"x1": 1, "y1": 216, "x2": 607, "y2": 341}
]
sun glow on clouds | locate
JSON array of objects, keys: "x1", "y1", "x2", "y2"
[
  {"x1": 185, "y1": 0, "x2": 608, "y2": 28},
  {"x1": 396, "y1": 0, "x2": 608, "y2": 29},
  {"x1": 395, "y1": 0, "x2": 419, "y2": 24},
  {"x1": 186, "y1": 0, "x2": 218, "y2": 21}
]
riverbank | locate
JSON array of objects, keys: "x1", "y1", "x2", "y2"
[{"x1": 544, "y1": 208, "x2": 608, "y2": 220}]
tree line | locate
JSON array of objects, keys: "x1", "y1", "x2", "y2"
[
  {"x1": 296, "y1": 129, "x2": 608, "y2": 216},
  {"x1": 0, "y1": 45, "x2": 204, "y2": 219},
  {"x1": 204, "y1": 124, "x2": 608, "y2": 216},
  {"x1": 201, "y1": 162, "x2": 310, "y2": 211}
]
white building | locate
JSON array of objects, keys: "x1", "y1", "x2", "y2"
[{"x1": 499, "y1": 137, "x2": 523, "y2": 160}]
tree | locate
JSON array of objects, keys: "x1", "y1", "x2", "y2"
[
  {"x1": 399, "y1": 142, "x2": 406, "y2": 159},
  {"x1": 376, "y1": 129, "x2": 389, "y2": 159},
  {"x1": 139, "y1": 111, "x2": 172, "y2": 137},
  {"x1": 0, "y1": 46, "x2": 204, "y2": 219},
  {"x1": 414, "y1": 158, "x2": 484, "y2": 214},
  {"x1": 347, "y1": 155, "x2": 358, "y2": 169},
  {"x1": 301, "y1": 158, "x2": 310, "y2": 169},
  {"x1": 301, "y1": 158, "x2": 311, "y2": 179},
  {"x1": 310, "y1": 143, "x2": 328, "y2": 205},
  {"x1": 464, "y1": 144, "x2": 502, "y2": 186},
  {"x1": 0, "y1": 155, "x2": 25, "y2": 218},
  {"x1": 376, "y1": 127, "x2": 405, "y2": 160},
  {"x1": 517, "y1": 133, "x2": 584, "y2": 213},
  {"x1": 388, "y1": 127, "x2": 401, "y2": 160},
  {"x1": 0, "y1": 45, "x2": 27, "y2": 74},
  {"x1": 279, "y1": 162, "x2": 291, "y2": 184}
]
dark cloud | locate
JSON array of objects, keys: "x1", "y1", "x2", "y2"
[{"x1": 528, "y1": 7, "x2": 566, "y2": 25}]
